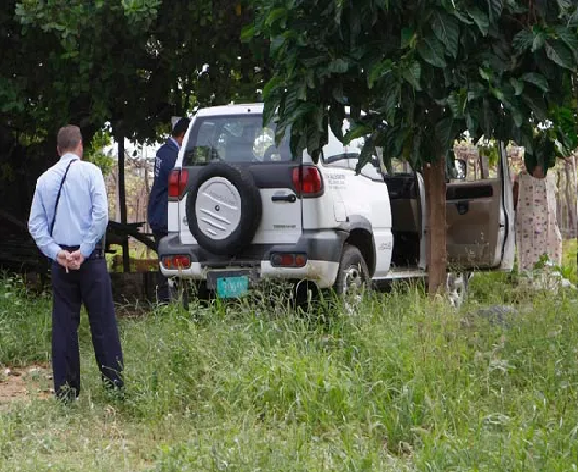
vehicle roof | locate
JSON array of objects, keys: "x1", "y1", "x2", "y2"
[
  {"x1": 195, "y1": 103, "x2": 265, "y2": 117},
  {"x1": 194, "y1": 103, "x2": 358, "y2": 118}
]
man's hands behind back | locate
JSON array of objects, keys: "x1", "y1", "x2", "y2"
[
  {"x1": 56, "y1": 249, "x2": 85, "y2": 271},
  {"x1": 69, "y1": 250, "x2": 85, "y2": 270}
]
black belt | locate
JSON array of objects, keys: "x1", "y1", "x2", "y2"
[{"x1": 59, "y1": 244, "x2": 104, "y2": 260}]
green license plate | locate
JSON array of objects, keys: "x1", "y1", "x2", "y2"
[{"x1": 216, "y1": 276, "x2": 249, "y2": 299}]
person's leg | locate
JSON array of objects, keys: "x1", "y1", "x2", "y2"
[
  {"x1": 51, "y1": 263, "x2": 82, "y2": 400},
  {"x1": 154, "y1": 231, "x2": 170, "y2": 303},
  {"x1": 80, "y1": 259, "x2": 124, "y2": 390}
]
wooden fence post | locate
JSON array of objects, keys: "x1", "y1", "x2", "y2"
[{"x1": 117, "y1": 131, "x2": 130, "y2": 272}]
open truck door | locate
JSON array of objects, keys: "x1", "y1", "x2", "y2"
[{"x1": 446, "y1": 141, "x2": 515, "y2": 271}]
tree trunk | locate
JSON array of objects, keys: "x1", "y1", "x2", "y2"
[
  {"x1": 573, "y1": 155, "x2": 578, "y2": 238},
  {"x1": 558, "y1": 156, "x2": 577, "y2": 239},
  {"x1": 424, "y1": 157, "x2": 447, "y2": 295},
  {"x1": 557, "y1": 167, "x2": 564, "y2": 236},
  {"x1": 143, "y1": 146, "x2": 152, "y2": 259},
  {"x1": 117, "y1": 132, "x2": 130, "y2": 273},
  {"x1": 114, "y1": 168, "x2": 121, "y2": 223},
  {"x1": 565, "y1": 160, "x2": 576, "y2": 238}
]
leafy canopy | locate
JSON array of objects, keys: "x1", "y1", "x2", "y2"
[
  {"x1": 249, "y1": 0, "x2": 578, "y2": 173},
  {"x1": 3, "y1": 0, "x2": 264, "y2": 145}
]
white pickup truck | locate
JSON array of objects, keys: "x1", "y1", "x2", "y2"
[{"x1": 158, "y1": 103, "x2": 515, "y2": 305}]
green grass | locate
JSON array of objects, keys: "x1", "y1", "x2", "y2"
[
  {"x1": 562, "y1": 239, "x2": 578, "y2": 286},
  {"x1": 1, "y1": 268, "x2": 578, "y2": 471}
]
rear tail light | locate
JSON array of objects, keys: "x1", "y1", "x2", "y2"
[
  {"x1": 292, "y1": 165, "x2": 323, "y2": 197},
  {"x1": 270, "y1": 253, "x2": 308, "y2": 267},
  {"x1": 168, "y1": 169, "x2": 189, "y2": 200},
  {"x1": 161, "y1": 254, "x2": 191, "y2": 270}
]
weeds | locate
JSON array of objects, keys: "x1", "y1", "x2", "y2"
[{"x1": 0, "y1": 271, "x2": 577, "y2": 471}]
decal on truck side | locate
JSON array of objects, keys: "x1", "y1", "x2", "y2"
[{"x1": 326, "y1": 173, "x2": 346, "y2": 190}]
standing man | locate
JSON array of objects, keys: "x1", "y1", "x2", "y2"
[
  {"x1": 147, "y1": 117, "x2": 190, "y2": 303},
  {"x1": 28, "y1": 125, "x2": 124, "y2": 401}
]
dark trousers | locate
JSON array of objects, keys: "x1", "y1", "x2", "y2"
[
  {"x1": 153, "y1": 231, "x2": 170, "y2": 303},
  {"x1": 51, "y1": 258, "x2": 124, "y2": 399}
]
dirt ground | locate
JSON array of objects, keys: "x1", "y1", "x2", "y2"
[{"x1": 0, "y1": 364, "x2": 53, "y2": 408}]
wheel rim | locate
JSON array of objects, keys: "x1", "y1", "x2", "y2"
[
  {"x1": 446, "y1": 271, "x2": 470, "y2": 308},
  {"x1": 195, "y1": 177, "x2": 242, "y2": 240},
  {"x1": 342, "y1": 263, "x2": 366, "y2": 313}
]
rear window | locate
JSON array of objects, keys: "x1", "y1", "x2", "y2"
[{"x1": 183, "y1": 115, "x2": 294, "y2": 166}]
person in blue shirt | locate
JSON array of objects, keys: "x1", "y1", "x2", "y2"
[
  {"x1": 28, "y1": 125, "x2": 124, "y2": 401},
  {"x1": 147, "y1": 117, "x2": 190, "y2": 303}
]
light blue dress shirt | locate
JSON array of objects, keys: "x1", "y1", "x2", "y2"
[{"x1": 28, "y1": 153, "x2": 109, "y2": 261}]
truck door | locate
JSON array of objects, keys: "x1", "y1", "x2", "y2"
[{"x1": 446, "y1": 143, "x2": 514, "y2": 270}]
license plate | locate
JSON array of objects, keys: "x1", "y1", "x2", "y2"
[{"x1": 216, "y1": 276, "x2": 249, "y2": 299}]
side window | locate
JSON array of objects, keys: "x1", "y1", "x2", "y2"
[
  {"x1": 323, "y1": 119, "x2": 366, "y2": 169},
  {"x1": 380, "y1": 156, "x2": 411, "y2": 175},
  {"x1": 453, "y1": 143, "x2": 499, "y2": 183}
]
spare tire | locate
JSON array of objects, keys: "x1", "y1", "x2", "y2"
[{"x1": 186, "y1": 162, "x2": 262, "y2": 255}]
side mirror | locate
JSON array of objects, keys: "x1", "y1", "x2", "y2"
[{"x1": 454, "y1": 159, "x2": 467, "y2": 180}]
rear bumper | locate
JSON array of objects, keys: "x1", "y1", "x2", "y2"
[{"x1": 158, "y1": 230, "x2": 346, "y2": 289}]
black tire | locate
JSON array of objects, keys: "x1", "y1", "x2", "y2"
[
  {"x1": 333, "y1": 244, "x2": 371, "y2": 296},
  {"x1": 186, "y1": 162, "x2": 262, "y2": 255}
]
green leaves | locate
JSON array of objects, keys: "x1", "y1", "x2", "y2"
[
  {"x1": 265, "y1": 7, "x2": 287, "y2": 27},
  {"x1": 367, "y1": 60, "x2": 392, "y2": 89},
  {"x1": 328, "y1": 59, "x2": 350, "y2": 73},
  {"x1": 446, "y1": 89, "x2": 468, "y2": 117},
  {"x1": 545, "y1": 40, "x2": 575, "y2": 70},
  {"x1": 533, "y1": 31, "x2": 546, "y2": 52},
  {"x1": 555, "y1": 27, "x2": 578, "y2": 56},
  {"x1": 432, "y1": 10, "x2": 459, "y2": 58},
  {"x1": 356, "y1": 135, "x2": 376, "y2": 173},
  {"x1": 521, "y1": 73, "x2": 549, "y2": 92},
  {"x1": 509, "y1": 78, "x2": 524, "y2": 96},
  {"x1": 329, "y1": 104, "x2": 345, "y2": 141},
  {"x1": 417, "y1": 34, "x2": 447, "y2": 68},
  {"x1": 383, "y1": 81, "x2": 400, "y2": 125},
  {"x1": 487, "y1": 0, "x2": 504, "y2": 22},
  {"x1": 551, "y1": 105, "x2": 578, "y2": 151},
  {"x1": 344, "y1": 122, "x2": 373, "y2": 144},
  {"x1": 401, "y1": 61, "x2": 421, "y2": 90},
  {"x1": 7, "y1": 0, "x2": 270, "y2": 149},
  {"x1": 522, "y1": 87, "x2": 548, "y2": 123},
  {"x1": 512, "y1": 30, "x2": 534, "y2": 53},
  {"x1": 401, "y1": 28, "x2": 416, "y2": 49},
  {"x1": 252, "y1": 0, "x2": 578, "y2": 174},
  {"x1": 467, "y1": 7, "x2": 489, "y2": 36},
  {"x1": 435, "y1": 116, "x2": 456, "y2": 154}
]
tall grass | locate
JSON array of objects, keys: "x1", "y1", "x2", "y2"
[
  {"x1": 1, "y1": 273, "x2": 578, "y2": 471},
  {"x1": 0, "y1": 275, "x2": 52, "y2": 365}
]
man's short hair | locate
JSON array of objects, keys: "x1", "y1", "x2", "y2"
[
  {"x1": 172, "y1": 117, "x2": 190, "y2": 138},
  {"x1": 57, "y1": 125, "x2": 82, "y2": 152}
]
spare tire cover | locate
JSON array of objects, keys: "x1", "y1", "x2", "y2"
[{"x1": 186, "y1": 162, "x2": 262, "y2": 255}]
